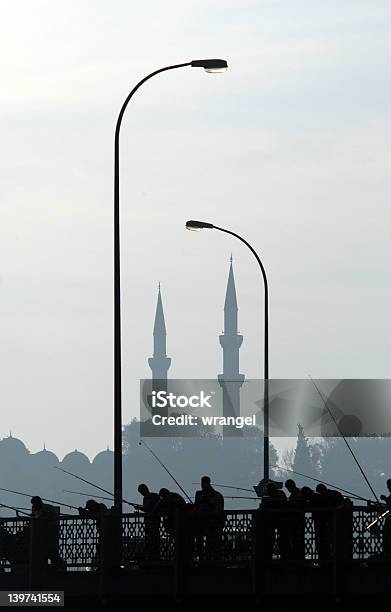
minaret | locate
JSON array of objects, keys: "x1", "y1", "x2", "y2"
[
  {"x1": 218, "y1": 257, "x2": 245, "y2": 436},
  {"x1": 148, "y1": 284, "x2": 171, "y2": 416}
]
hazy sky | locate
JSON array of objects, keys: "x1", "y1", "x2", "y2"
[{"x1": 0, "y1": 0, "x2": 390, "y2": 459}]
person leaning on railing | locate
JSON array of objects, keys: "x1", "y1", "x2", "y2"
[
  {"x1": 301, "y1": 487, "x2": 332, "y2": 561},
  {"x1": 285, "y1": 480, "x2": 306, "y2": 560},
  {"x1": 158, "y1": 488, "x2": 187, "y2": 537},
  {"x1": 135, "y1": 484, "x2": 161, "y2": 561},
  {"x1": 30, "y1": 496, "x2": 65, "y2": 570},
  {"x1": 259, "y1": 483, "x2": 289, "y2": 561},
  {"x1": 380, "y1": 478, "x2": 391, "y2": 557},
  {"x1": 78, "y1": 499, "x2": 110, "y2": 569},
  {"x1": 315, "y1": 484, "x2": 353, "y2": 563},
  {"x1": 78, "y1": 499, "x2": 108, "y2": 532}
]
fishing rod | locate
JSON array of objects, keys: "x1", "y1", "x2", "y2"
[
  {"x1": 63, "y1": 490, "x2": 115, "y2": 504},
  {"x1": 3, "y1": 505, "x2": 31, "y2": 512},
  {"x1": 0, "y1": 502, "x2": 30, "y2": 517},
  {"x1": 309, "y1": 376, "x2": 380, "y2": 504},
  {"x1": 139, "y1": 440, "x2": 193, "y2": 504},
  {"x1": 0, "y1": 486, "x2": 79, "y2": 511},
  {"x1": 223, "y1": 496, "x2": 260, "y2": 501},
  {"x1": 366, "y1": 509, "x2": 390, "y2": 530},
  {"x1": 198, "y1": 479, "x2": 359, "y2": 502},
  {"x1": 63, "y1": 490, "x2": 115, "y2": 503},
  {"x1": 191, "y1": 482, "x2": 254, "y2": 494},
  {"x1": 63, "y1": 489, "x2": 139, "y2": 508},
  {"x1": 54, "y1": 467, "x2": 136, "y2": 508},
  {"x1": 271, "y1": 463, "x2": 369, "y2": 502}
]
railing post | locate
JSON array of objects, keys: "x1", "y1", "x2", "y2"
[
  {"x1": 99, "y1": 512, "x2": 122, "y2": 601},
  {"x1": 330, "y1": 509, "x2": 337, "y2": 598},
  {"x1": 28, "y1": 520, "x2": 45, "y2": 590},
  {"x1": 173, "y1": 508, "x2": 189, "y2": 600},
  {"x1": 251, "y1": 509, "x2": 263, "y2": 597}
]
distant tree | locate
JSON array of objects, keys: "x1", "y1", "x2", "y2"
[
  {"x1": 281, "y1": 447, "x2": 295, "y2": 471},
  {"x1": 122, "y1": 418, "x2": 140, "y2": 455},
  {"x1": 292, "y1": 424, "x2": 318, "y2": 486}
]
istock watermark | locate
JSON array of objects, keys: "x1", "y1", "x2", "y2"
[
  {"x1": 150, "y1": 413, "x2": 256, "y2": 428},
  {"x1": 151, "y1": 390, "x2": 213, "y2": 409},
  {"x1": 139, "y1": 379, "x2": 391, "y2": 438}
]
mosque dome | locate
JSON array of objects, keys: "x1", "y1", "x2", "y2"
[
  {"x1": 92, "y1": 448, "x2": 114, "y2": 469},
  {"x1": 61, "y1": 449, "x2": 91, "y2": 470},
  {"x1": 0, "y1": 434, "x2": 29, "y2": 457},
  {"x1": 31, "y1": 446, "x2": 59, "y2": 466}
]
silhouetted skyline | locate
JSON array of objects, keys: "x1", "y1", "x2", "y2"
[{"x1": 1, "y1": 2, "x2": 389, "y2": 459}]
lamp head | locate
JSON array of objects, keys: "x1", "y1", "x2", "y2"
[
  {"x1": 191, "y1": 59, "x2": 228, "y2": 73},
  {"x1": 186, "y1": 220, "x2": 214, "y2": 231}
]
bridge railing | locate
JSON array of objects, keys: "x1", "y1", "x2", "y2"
[
  {"x1": 121, "y1": 512, "x2": 174, "y2": 564},
  {"x1": 0, "y1": 506, "x2": 388, "y2": 574},
  {"x1": 0, "y1": 517, "x2": 30, "y2": 572}
]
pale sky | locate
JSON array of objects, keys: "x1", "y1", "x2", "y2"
[{"x1": 0, "y1": 0, "x2": 390, "y2": 459}]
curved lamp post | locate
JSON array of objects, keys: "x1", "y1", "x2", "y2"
[
  {"x1": 113, "y1": 60, "x2": 228, "y2": 510},
  {"x1": 185, "y1": 219, "x2": 270, "y2": 484}
]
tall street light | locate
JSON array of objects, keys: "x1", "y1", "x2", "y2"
[
  {"x1": 113, "y1": 60, "x2": 228, "y2": 511},
  {"x1": 185, "y1": 220, "x2": 270, "y2": 486}
]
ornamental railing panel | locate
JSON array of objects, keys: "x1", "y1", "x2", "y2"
[
  {"x1": 0, "y1": 517, "x2": 30, "y2": 572},
  {"x1": 0, "y1": 506, "x2": 389, "y2": 573}
]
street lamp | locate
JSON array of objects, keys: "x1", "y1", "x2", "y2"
[
  {"x1": 185, "y1": 220, "x2": 270, "y2": 485},
  {"x1": 113, "y1": 61, "x2": 228, "y2": 511}
]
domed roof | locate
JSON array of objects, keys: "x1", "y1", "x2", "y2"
[
  {"x1": 92, "y1": 447, "x2": 114, "y2": 467},
  {"x1": 62, "y1": 449, "x2": 91, "y2": 468},
  {"x1": 31, "y1": 446, "x2": 59, "y2": 465},
  {"x1": 0, "y1": 434, "x2": 29, "y2": 456}
]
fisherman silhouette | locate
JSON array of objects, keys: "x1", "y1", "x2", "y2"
[
  {"x1": 301, "y1": 487, "x2": 331, "y2": 561},
  {"x1": 136, "y1": 484, "x2": 160, "y2": 560},
  {"x1": 316, "y1": 484, "x2": 344, "y2": 505},
  {"x1": 316, "y1": 484, "x2": 353, "y2": 563},
  {"x1": 193, "y1": 476, "x2": 225, "y2": 560},
  {"x1": 380, "y1": 478, "x2": 391, "y2": 557},
  {"x1": 158, "y1": 488, "x2": 187, "y2": 537},
  {"x1": 78, "y1": 499, "x2": 109, "y2": 569},
  {"x1": 79, "y1": 499, "x2": 108, "y2": 518},
  {"x1": 285, "y1": 479, "x2": 305, "y2": 560},
  {"x1": 78, "y1": 499, "x2": 108, "y2": 532},
  {"x1": 285, "y1": 479, "x2": 303, "y2": 502},
  {"x1": 259, "y1": 483, "x2": 289, "y2": 560},
  {"x1": 30, "y1": 496, "x2": 64, "y2": 570}
]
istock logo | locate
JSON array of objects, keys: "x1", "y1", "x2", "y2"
[{"x1": 151, "y1": 390, "x2": 213, "y2": 409}]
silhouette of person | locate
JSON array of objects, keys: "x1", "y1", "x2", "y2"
[
  {"x1": 380, "y1": 478, "x2": 391, "y2": 505},
  {"x1": 78, "y1": 499, "x2": 109, "y2": 568},
  {"x1": 260, "y1": 483, "x2": 289, "y2": 560},
  {"x1": 316, "y1": 484, "x2": 343, "y2": 504},
  {"x1": 316, "y1": 484, "x2": 352, "y2": 563},
  {"x1": 285, "y1": 479, "x2": 303, "y2": 503},
  {"x1": 136, "y1": 484, "x2": 161, "y2": 560},
  {"x1": 31, "y1": 496, "x2": 58, "y2": 520},
  {"x1": 78, "y1": 499, "x2": 108, "y2": 526},
  {"x1": 158, "y1": 488, "x2": 187, "y2": 537},
  {"x1": 193, "y1": 476, "x2": 225, "y2": 560},
  {"x1": 380, "y1": 478, "x2": 391, "y2": 557},
  {"x1": 301, "y1": 487, "x2": 331, "y2": 561},
  {"x1": 285, "y1": 479, "x2": 305, "y2": 560},
  {"x1": 30, "y1": 496, "x2": 64, "y2": 570}
]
